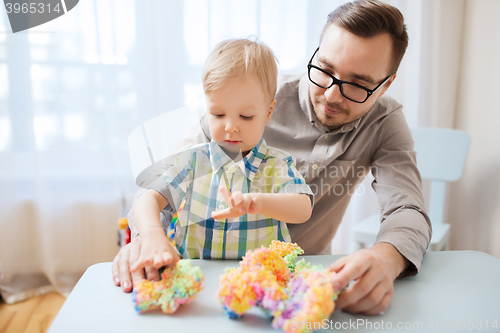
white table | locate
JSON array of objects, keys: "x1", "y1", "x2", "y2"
[{"x1": 48, "y1": 251, "x2": 500, "y2": 332}]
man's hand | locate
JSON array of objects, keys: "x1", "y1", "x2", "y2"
[
  {"x1": 211, "y1": 187, "x2": 262, "y2": 220},
  {"x1": 328, "y1": 242, "x2": 409, "y2": 315},
  {"x1": 111, "y1": 236, "x2": 162, "y2": 293}
]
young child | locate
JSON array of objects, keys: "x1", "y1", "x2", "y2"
[{"x1": 131, "y1": 38, "x2": 313, "y2": 272}]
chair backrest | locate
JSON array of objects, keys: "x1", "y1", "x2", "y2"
[
  {"x1": 410, "y1": 127, "x2": 470, "y2": 224},
  {"x1": 128, "y1": 107, "x2": 199, "y2": 186}
]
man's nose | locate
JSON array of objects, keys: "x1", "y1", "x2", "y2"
[{"x1": 324, "y1": 83, "x2": 344, "y2": 104}]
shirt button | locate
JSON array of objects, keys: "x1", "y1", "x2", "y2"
[
  {"x1": 218, "y1": 205, "x2": 224, "y2": 210},
  {"x1": 214, "y1": 238, "x2": 220, "y2": 244},
  {"x1": 312, "y1": 164, "x2": 318, "y2": 170}
]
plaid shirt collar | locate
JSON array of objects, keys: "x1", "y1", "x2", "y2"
[{"x1": 209, "y1": 138, "x2": 267, "y2": 182}]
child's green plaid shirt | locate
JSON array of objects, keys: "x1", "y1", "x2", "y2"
[{"x1": 155, "y1": 138, "x2": 313, "y2": 259}]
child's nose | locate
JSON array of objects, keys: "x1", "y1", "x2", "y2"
[{"x1": 225, "y1": 119, "x2": 238, "y2": 132}]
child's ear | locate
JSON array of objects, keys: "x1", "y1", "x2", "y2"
[{"x1": 266, "y1": 99, "x2": 276, "y2": 124}]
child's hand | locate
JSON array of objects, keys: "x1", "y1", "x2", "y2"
[
  {"x1": 130, "y1": 233, "x2": 180, "y2": 273},
  {"x1": 211, "y1": 187, "x2": 262, "y2": 220}
]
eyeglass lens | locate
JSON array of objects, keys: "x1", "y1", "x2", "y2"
[{"x1": 309, "y1": 67, "x2": 368, "y2": 102}]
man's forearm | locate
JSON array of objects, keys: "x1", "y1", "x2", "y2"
[
  {"x1": 370, "y1": 242, "x2": 410, "y2": 279},
  {"x1": 376, "y1": 208, "x2": 430, "y2": 277}
]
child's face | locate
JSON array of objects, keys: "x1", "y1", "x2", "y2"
[{"x1": 206, "y1": 76, "x2": 276, "y2": 155}]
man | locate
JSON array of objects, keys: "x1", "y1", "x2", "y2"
[{"x1": 112, "y1": 0, "x2": 431, "y2": 315}]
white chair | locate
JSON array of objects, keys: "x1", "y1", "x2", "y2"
[
  {"x1": 126, "y1": 107, "x2": 201, "y2": 238},
  {"x1": 352, "y1": 127, "x2": 470, "y2": 251},
  {"x1": 128, "y1": 107, "x2": 199, "y2": 187}
]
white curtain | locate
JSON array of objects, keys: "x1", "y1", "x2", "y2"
[
  {"x1": 448, "y1": 0, "x2": 500, "y2": 258},
  {"x1": 1, "y1": 0, "x2": 499, "y2": 303},
  {"x1": 0, "y1": 0, "x2": 140, "y2": 302}
]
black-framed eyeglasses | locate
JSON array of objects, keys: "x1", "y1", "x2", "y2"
[{"x1": 307, "y1": 47, "x2": 392, "y2": 104}]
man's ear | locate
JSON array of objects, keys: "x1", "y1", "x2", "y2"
[
  {"x1": 378, "y1": 73, "x2": 397, "y2": 97},
  {"x1": 266, "y1": 99, "x2": 277, "y2": 124}
]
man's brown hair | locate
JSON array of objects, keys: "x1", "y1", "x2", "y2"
[{"x1": 321, "y1": 0, "x2": 409, "y2": 75}]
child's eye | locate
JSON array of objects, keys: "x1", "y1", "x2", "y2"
[
  {"x1": 212, "y1": 114, "x2": 224, "y2": 118},
  {"x1": 240, "y1": 115, "x2": 253, "y2": 120}
]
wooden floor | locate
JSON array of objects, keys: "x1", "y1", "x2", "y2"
[{"x1": 0, "y1": 293, "x2": 66, "y2": 333}]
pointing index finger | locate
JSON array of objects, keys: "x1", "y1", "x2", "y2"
[{"x1": 219, "y1": 186, "x2": 234, "y2": 208}]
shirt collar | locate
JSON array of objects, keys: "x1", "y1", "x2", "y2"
[
  {"x1": 298, "y1": 73, "x2": 363, "y2": 134},
  {"x1": 209, "y1": 138, "x2": 267, "y2": 182},
  {"x1": 240, "y1": 137, "x2": 267, "y2": 182},
  {"x1": 209, "y1": 140, "x2": 233, "y2": 173}
]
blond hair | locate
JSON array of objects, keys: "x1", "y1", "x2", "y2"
[{"x1": 202, "y1": 38, "x2": 278, "y2": 101}]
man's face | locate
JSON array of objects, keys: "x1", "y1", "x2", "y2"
[{"x1": 309, "y1": 24, "x2": 396, "y2": 130}]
